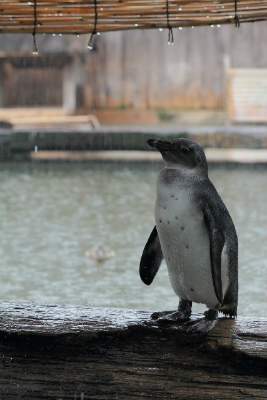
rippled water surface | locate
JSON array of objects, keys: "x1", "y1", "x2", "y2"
[{"x1": 0, "y1": 162, "x2": 266, "y2": 317}]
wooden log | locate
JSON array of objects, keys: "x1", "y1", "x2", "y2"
[{"x1": 0, "y1": 301, "x2": 266, "y2": 399}]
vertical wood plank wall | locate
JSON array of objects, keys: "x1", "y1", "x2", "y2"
[
  {"x1": 0, "y1": 22, "x2": 266, "y2": 111},
  {"x1": 85, "y1": 22, "x2": 267, "y2": 110}
]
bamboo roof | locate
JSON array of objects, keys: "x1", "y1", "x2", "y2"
[{"x1": 1, "y1": 0, "x2": 267, "y2": 36}]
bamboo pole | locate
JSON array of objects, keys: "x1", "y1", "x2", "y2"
[{"x1": 0, "y1": 0, "x2": 266, "y2": 35}]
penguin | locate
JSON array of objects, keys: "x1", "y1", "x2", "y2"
[{"x1": 140, "y1": 138, "x2": 238, "y2": 334}]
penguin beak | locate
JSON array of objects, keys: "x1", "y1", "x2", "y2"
[{"x1": 147, "y1": 138, "x2": 172, "y2": 151}]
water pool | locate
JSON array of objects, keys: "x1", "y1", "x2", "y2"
[{"x1": 0, "y1": 162, "x2": 266, "y2": 317}]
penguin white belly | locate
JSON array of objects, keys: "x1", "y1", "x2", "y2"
[{"x1": 155, "y1": 186, "x2": 220, "y2": 310}]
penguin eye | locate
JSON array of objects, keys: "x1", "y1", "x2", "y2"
[{"x1": 181, "y1": 146, "x2": 190, "y2": 154}]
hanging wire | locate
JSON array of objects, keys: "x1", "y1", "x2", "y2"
[
  {"x1": 32, "y1": 0, "x2": 38, "y2": 55},
  {"x1": 88, "y1": 0, "x2": 98, "y2": 50},
  {"x1": 234, "y1": 0, "x2": 240, "y2": 27},
  {"x1": 166, "y1": 0, "x2": 174, "y2": 44}
]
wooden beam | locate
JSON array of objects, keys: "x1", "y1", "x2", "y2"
[
  {"x1": 0, "y1": 302, "x2": 266, "y2": 399},
  {"x1": 62, "y1": 56, "x2": 78, "y2": 114},
  {"x1": 0, "y1": 63, "x2": 4, "y2": 108}
]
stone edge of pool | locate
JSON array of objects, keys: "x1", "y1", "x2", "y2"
[
  {"x1": 28, "y1": 149, "x2": 267, "y2": 163},
  {"x1": 1, "y1": 126, "x2": 267, "y2": 162}
]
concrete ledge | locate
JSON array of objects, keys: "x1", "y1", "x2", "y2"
[
  {"x1": 29, "y1": 149, "x2": 267, "y2": 163},
  {"x1": 30, "y1": 150, "x2": 162, "y2": 162},
  {"x1": 204, "y1": 148, "x2": 267, "y2": 163},
  {"x1": 1, "y1": 126, "x2": 267, "y2": 161}
]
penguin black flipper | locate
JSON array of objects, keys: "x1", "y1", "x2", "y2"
[
  {"x1": 140, "y1": 226, "x2": 163, "y2": 285},
  {"x1": 203, "y1": 203, "x2": 224, "y2": 304}
]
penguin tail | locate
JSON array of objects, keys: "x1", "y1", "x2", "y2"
[
  {"x1": 219, "y1": 296, "x2": 237, "y2": 318},
  {"x1": 220, "y1": 307, "x2": 237, "y2": 318}
]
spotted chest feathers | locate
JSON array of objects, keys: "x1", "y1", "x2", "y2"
[{"x1": 155, "y1": 169, "x2": 220, "y2": 309}]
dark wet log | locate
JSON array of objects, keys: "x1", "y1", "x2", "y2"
[{"x1": 0, "y1": 302, "x2": 266, "y2": 399}]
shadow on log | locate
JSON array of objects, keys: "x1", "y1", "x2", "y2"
[{"x1": 0, "y1": 302, "x2": 266, "y2": 399}]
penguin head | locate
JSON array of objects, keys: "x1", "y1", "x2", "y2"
[{"x1": 147, "y1": 138, "x2": 208, "y2": 173}]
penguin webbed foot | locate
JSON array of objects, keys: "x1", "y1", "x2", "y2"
[
  {"x1": 151, "y1": 310, "x2": 173, "y2": 320},
  {"x1": 186, "y1": 309, "x2": 218, "y2": 335},
  {"x1": 151, "y1": 300, "x2": 192, "y2": 323},
  {"x1": 151, "y1": 310, "x2": 190, "y2": 324}
]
